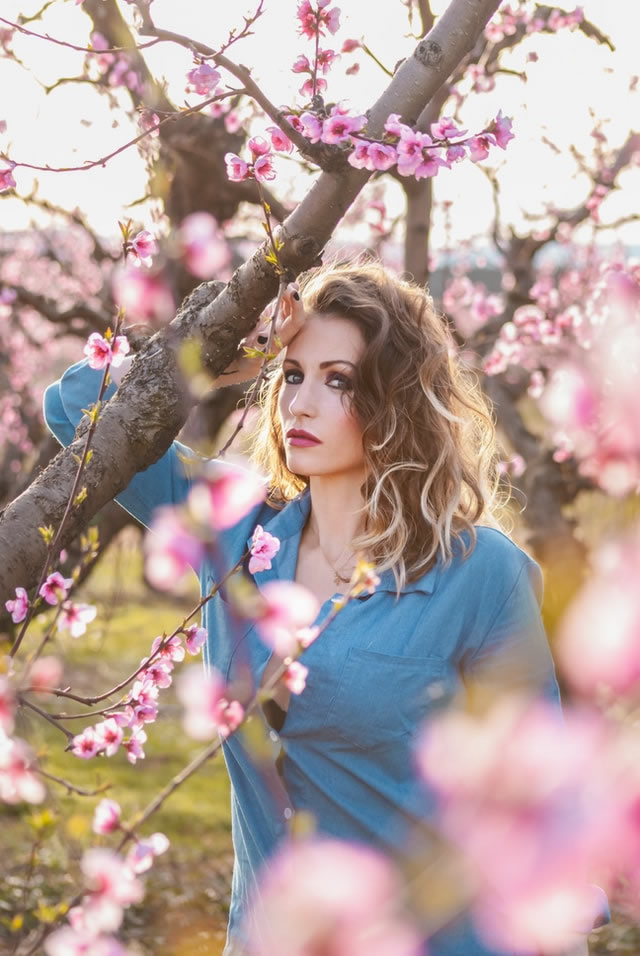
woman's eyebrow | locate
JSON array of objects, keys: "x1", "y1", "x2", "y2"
[{"x1": 283, "y1": 358, "x2": 356, "y2": 369}]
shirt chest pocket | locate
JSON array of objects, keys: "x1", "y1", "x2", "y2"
[{"x1": 325, "y1": 646, "x2": 448, "y2": 751}]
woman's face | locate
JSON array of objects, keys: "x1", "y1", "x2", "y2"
[{"x1": 278, "y1": 313, "x2": 366, "y2": 480}]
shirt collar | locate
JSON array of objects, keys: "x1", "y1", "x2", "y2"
[{"x1": 247, "y1": 486, "x2": 439, "y2": 595}]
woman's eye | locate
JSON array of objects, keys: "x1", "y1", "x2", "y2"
[
  {"x1": 327, "y1": 373, "x2": 352, "y2": 391},
  {"x1": 283, "y1": 369, "x2": 303, "y2": 384}
]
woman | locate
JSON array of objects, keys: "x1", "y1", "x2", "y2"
[{"x1": 44, "y1": 260, "x2": 590, "y2": 955}]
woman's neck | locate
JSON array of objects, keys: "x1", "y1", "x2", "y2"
[{"x1": 304, "y1": 472, "x2": 367, "y2": 565}]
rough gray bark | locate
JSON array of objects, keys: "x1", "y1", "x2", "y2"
[{"x1": 0, "y1": 0, "x2": 503, "y2": 602}]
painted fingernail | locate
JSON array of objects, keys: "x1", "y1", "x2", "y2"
[
  {"x1": 257, "y1": 334, "x2": 268, "y2": 344},
  {"x1": 293, "y1": 291, "x2": 300, "y2": 300}
]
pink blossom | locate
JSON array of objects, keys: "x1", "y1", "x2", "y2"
[
  {"x1": 129, "y1": 229, "x2": 156, "y2": 265},
  {"x1": 184, "y1": 624, "x2": 207, "y2": 654},
  {"x1": 296, "y1": 0, "x2": 341, "y2": 39},
  {"x1": 140, "y1": 657, "x2": 173, "y2": 689},
  {"x1": 255, "y1": 581, "x2": 320, "y2": 657},
  {"x1": 283, "y1": 661, "x2": 308, "y2": 695},
  {"x1": 299, "y1": 76, "x2": 328, "y2": 99},
  {"x1": 430, "y1": 117, "x2": 468, "y2": 140},
  {"x1": 224, "y1": 152, "x2": 250, "y2": 182},
  {"x1": 396, "y1": 128, "x2": 430, "y2": 176},
  {"x1": 84, "y1": 332, "x2": 112, "y2": 370},
  {"x1": 113, "y1": 265, "x2": 175, "y2": 325},
  {"x1": 0, "y1": 162, "x2": 16, "y2": 192},
  {"x1": 124, "y1": 725, "x2": 147, "y2": 764},
  {"x1": 491, "y1": 110, "x2": 515, "y2": 149},
  {"x1": 39, "y1": 571, "x2": 73, "y2": 606},
  {"x1": 0, "y1": 676, "x2": 15, "y2": 735},
  {"x1": 266, "y1": 126, "x2": 294, "y2": 153},
  {"x1": 299, "y1": 111, "x2": 323, "y2": 143},
  {"x1": 187, "y1": 466, "x2": 266, "y2": 531},
  {"x1": 297, "y1": 625, "x2": 320, "y2": 648},
  {"x1": 224, "y1": 110, "x2": 242, "y2": 133},
  {"x1": 246, "y1": 838, "x2": 421, "y2": 955},
  {"x1": 368, "y1": 142, "x2": 397, "y2": 171},
  {"x1": 0, "y1": 735, "x2": 45, "y2": 804},
  {"x1": 317, "y1": 48, "x2": 338, "y2": 74},
  {"x1": 384, "y1": 112, "x2": 410, "y2": 137},
  {"x1": 94, "y1": 718, "x2": 124, "y2": 757},
  {"x1": 151, "y1": 634, "x2": 185, "y2": 662},
  {"x1": 83, "y1": 329, "x2": 130, "y2": 370},
  {"x1": 249, "y1": 525, "x2": 281, "y2": 574},
  {"x1": 321, "y1": 109, "x2": 366, "y2": 145},
  {"x1": 146, "y1": 506, "x2": 207, "y2": 590},
  {"x1": 414, "y1": 153, "x2": 446, "y2": 180},
  {"x1": 93, "y1": 798, "x2": 121, "y2": 834},
  {"x1": 177, "y1": 666, "x2": 244, "y2": 740},
  {"x1": 5, "y1": 586, "x2": 28, "y2": 623},
  {"x1": 248, "y1": 136, "x2": 271, "y2": 159},
  {"x1": 292, "y1": 54, "x2": 312, "y2": 74},
  {"x1": 72, "y1": 726, "x2": 102, "y2": 760},
  {"x1": 126, "y1": 832, "x2": 169, "y2": 873},
  {"x1": 253, "y1": 153, "x2": 277, "y2": 182},
  {"x1": 446, "y1": 143, "x2": 466, "y2": 164},
  {"x1": 467, "y1": 133, "x2": 496, "y2": 162},
  {"x1": 341, "y1": 37, "x2": 361, "y2": 53},
  {"x1": 179, "y1": 212, "x2": 231, "y2": 279},
  {"x1": 186, "y1": 62, "x2": 221, "y2": 96},
  {"x1": 57, "y1": 601, "x2": 97, "y2": 638}
]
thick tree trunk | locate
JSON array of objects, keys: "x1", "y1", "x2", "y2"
[{"x1": 0, "y1": 0, "x2": 503, "y2": 601}]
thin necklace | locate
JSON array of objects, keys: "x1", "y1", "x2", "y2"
[{"x1": 316, "y1": 541, "x2": 353, "y2": 587}]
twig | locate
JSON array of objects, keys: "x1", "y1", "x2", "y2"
[
  {"x1": 19, "y1": 696, "x2": 74, "y2": 741},
  {"x1": 0, "y1": 16, "x2": 162, "y2": 55},
  {"x1": 36, "y1": 767, "x2": 112, "y2": 796}
]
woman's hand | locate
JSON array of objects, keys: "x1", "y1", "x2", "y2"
[{"x1": 219, "y1": 282, "x2": 307, "y2": 387}]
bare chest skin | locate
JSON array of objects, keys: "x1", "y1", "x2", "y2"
[{"x1": 259, "y1": 532, "x2": 352, "y2": 714}]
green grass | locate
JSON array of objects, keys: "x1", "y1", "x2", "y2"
[{"x1": 2, "y1": 531, "x2": 233, "y2": 955}]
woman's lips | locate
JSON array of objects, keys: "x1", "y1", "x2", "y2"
[{"x1": 287, "y1": 435, "x2": 321, "y2": 446}]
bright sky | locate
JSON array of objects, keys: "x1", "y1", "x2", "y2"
[{"x1": 0, "y1": 0, "x2": 638, "y2": 249}]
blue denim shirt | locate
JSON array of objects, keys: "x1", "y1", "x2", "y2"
[{"x1": 45, "y1": 360, "x2": 570, "y2": 955}]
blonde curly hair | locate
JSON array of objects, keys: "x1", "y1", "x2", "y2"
[{"x1": 250, "y1": 258, "x2": 504, "y2": 592}]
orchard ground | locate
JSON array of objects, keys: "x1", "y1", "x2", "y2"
[{"x1": 2, "y1": 526, "x2": 639, "y2": 955}]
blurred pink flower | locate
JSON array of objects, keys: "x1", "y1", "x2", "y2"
[
  {"x1": 491, "y1": 110, "x2": 515, "y2": 149},
  {"x1": 40, "y1": 571, "x2": 73, "y2": 606},
  {"x1": 558, "y1": 525, "x2": 640, "y2": 698},
  {"x1": 57, "y1": 601, "x2": 97, "y2": 637},
  {"x1": 5, "y1": 585, "x2": 28, "y2": 623},
  {"x1": 44, "y1": 926, "x2": 127, "y2": 955},
  {"x1": 146, "y1": 506, "x2": 207, "y2": 590},
  {"x1": 0, "y1": 735, "x2": 45, "y2": 804},
  {"x1": 187, "y1": 466, "x2": 267, "y2": 531},
  {"x1": 255, "y1": 580, "x2": 320, "y2": 657},
  {"x1": 126, "y1": 832, "x2": 169, "y2": 873},
  {"x1": 177, "y1": 665, "x2": 244, "y2": 740},
  {"x1": 29, "y1": 656, "x2": 63, "y2": 693},
  {"x1": 248, "y1": 136, "x2": 271, "y2": 159},
  {"x1": 249, "y1": 524, "x2": 280, "y2": 574},
  {"x1": 299, "y1": 111, "x2": 323, "y2": 143},
  {"x1": 246, "y1": 837, "x2": 421, "y2": 955},
  {"x1": 93, "y1": 798, "x2": 121, "y2": 835},
  {"x1": 82, "y1": 847, "x2": 144, "y2": 906},
  {"x1": 292, "y1": 53, "x2": 311, "y2": 73},
  {"x1": 0, "y1": 676, "x2": 15, "y2": 735},
  {"x1": 468, "y1": 134, "x2": 496, "y2": 162},
  {"x1": 178, "y1": 212, "x2": 230, "y2": 279},
  {"x1": 112, "y1": 265, "x2": 175, "y2": 325},
  {"x1": 283, "y1": 661, "x2": 308, "y2": 695}
]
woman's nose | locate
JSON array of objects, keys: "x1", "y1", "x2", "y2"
[{"x1": 288, "y1": 379, "x2": 316, "y2": 418}]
